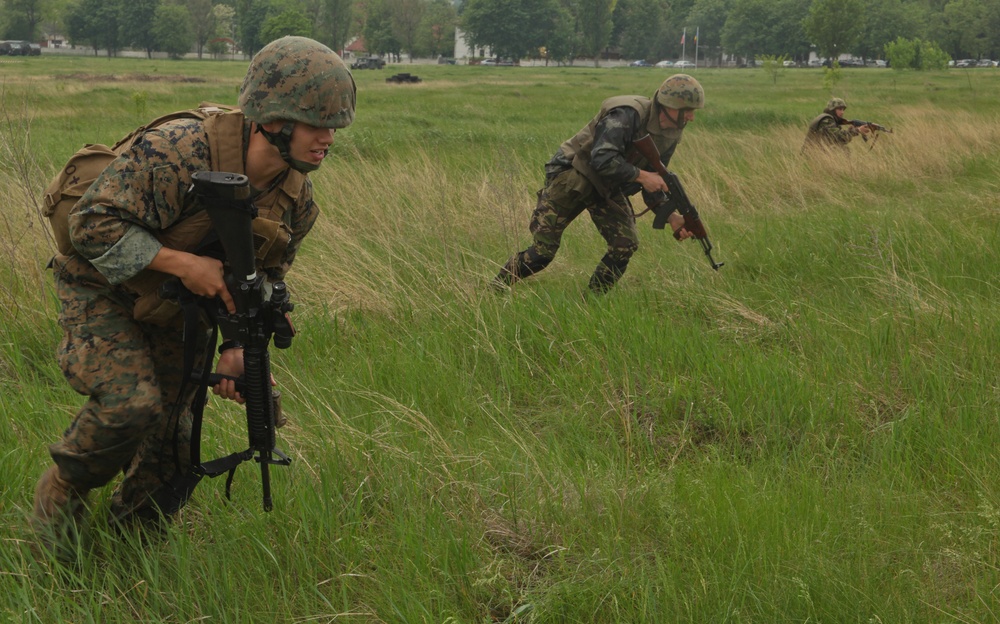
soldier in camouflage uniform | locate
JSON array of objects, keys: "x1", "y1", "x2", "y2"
[
  {"x1": 802, "y1": 97, "x2": 870, "y2": 153},
  {"x1": 33, "y1": 36, "x2": 356, "y2": 551},
  {"x1": 493, "y1": 74, "x2": 703, "y2": 294}
]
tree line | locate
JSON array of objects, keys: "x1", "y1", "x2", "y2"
[{"x1": 3, "y1": 0, "x2": 1000, "y2": 63}]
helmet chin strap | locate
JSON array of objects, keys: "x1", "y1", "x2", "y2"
[
  {"x1": 256, "y1": 122, "x2": 321, "y2": 173},
  {"x1": 662, "y1": 106, "x2": 688, "y2": 130}
]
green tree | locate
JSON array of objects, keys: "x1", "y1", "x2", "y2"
[
  {"x1": 614, "y1": 0, "x2": 667, "y2": 62},
  {"x1": 542, "y1": 3, "x2": 577, "y2": 64},
  {"x1": 854, "y1": 0, "x2": 922, "y2": 61},
  {"x1": 235, "y1": 0, "x2": 269, "y2": 57},
  {"x1": 757, "y1": 52, "x2": 788, "y2": 82},
  {"x1": 415, "y1": 0, "x2": 456, "y2": 58},
  {"x1": 942, "y1": 0, "x2": 990, "y2": 58},
  {"x1": 363, "y1": 0, "x2": 400, "y2": 57},
  {"x1": 260, "y1": 7, "x2": 312, "y2": 43},
  {"x1": 3, "y1": 0, "x2": 47, "y2": 39},
  {"x1": 315, "y1": 0, "x2": 353, "y2": 53},
  {"x1": 804, "y1": 0, "x2": 863, "y2": 60},
  {"x1": 577, "y1": 0, "x2": 616, "y2": 66},
  {"x1": 210, "y1": 3, "x2": 236, "y2": 56},
  {"x1": 884, "y1": 35, "x2": 915, "y2": 67},
  {"x1": 68, "y1": 0, "x2": 123, "y2": 56},
  {"x1": 721, "y1": 0, "x2": 772, "y2": 62},
  {"x1": 884, "y1": 36, "x2": 950, "y2": 68},
  {"x1": 119, "y1": 0, "x2": 159, "y2": 58},
  {"x1": 186, "y1": 0, "x2": 216, "y2": 58},
  {"x1": 152, "y1": 2, "x2": 193, "y2": 57},
  {"x1": 685, "y1": 0, "x2": 731, "y2": 64},
  {"x1": 390, "y1": 0, "x2": 424, "y2": 61},
  {"x1": 461, "y1": 0, "x2": 555, "y2": 61},
  {"x1": 770, "y1": 0, "x2": 810, "y2": 58}
]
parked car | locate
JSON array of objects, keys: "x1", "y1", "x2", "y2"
[
  {"x1": 479, "y1": 58, "x2": 514, "y2": 67},
  {"x1": 976, "y1": 59, "x2": 996, "y2": 67},
  {"x1": 782, "y1": 60, "x2": 796, "y2": 67},
  {"x1": 437, "y1": 56, "x2": 456, "y2": 65},
  {"x1": 955, "y1": 59, "x2": 976, "y2": 67},
  {"x1": 629, "y1": 59, "x2": 652, "y2": 67},
  {"x1": 807, "y1": 58, "x2": 825, "y2": 67},
  {"x1": 0, "y1": 40, "x2": 28, "y2": 55},
  {"x1": 351, "y1": 56, "x2": 385, "y2": 70},
  {"x1": 868, "y1": 59, "x2": 887, "y2": 67},
  {"x1": 654, "y1": 60, "x2": 674, "y2": 68},
  {"x1": 27, "y1": 42, "x2": 41, "y2": 56},
  {"x1": 674, "y1": 60, "x2": 696, "y2": 69}
]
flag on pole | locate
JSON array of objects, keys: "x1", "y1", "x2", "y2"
[
  {"x1": 694, "y1": 27, "x2": 699, "y2": 44},
  {"x1": 681, "y1": 27, "x2": 686, "y2": 45}
]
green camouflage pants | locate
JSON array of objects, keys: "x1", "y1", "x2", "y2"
[
  {"x1": 498, "y1": 168, "x2": 639, "y2": 292},
  {"x1": 47, "y1": 254, "x2": 209, "y2": 523}
]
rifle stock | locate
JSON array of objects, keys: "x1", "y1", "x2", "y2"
[
  {"x1": 632, "y1": 135, "x2": 723, "y2": 270},
  {"x1": 190, "y1": 171, "x2": 294, "y2": 512}
]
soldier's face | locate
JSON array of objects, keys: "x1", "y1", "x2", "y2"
[
  {"x1": 834, "y1": 107, "x2": 846, "y2": 118},
  {"x1": 659, "y1": 107, "x2": 695, "y2": 129},
  {"x1": 289, "y1": 122, "x2": 336, "y2": 167}
]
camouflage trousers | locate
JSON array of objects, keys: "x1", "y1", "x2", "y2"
[
  {"x1": 497, "y1": 168, "x2": 639, "y2": 292},
  {"x1": 45, "y1": 254, "x2": 210, "y2": 524}
]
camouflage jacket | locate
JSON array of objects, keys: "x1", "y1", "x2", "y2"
[
  {"x1": 70, "y1": 115, "x2": 318, "y2": 287},
  {"x1": 547, "y1": 95, "x2": 682, "y2": 204},
  {"x1": 803, "y1": 112, "x2": 857, "y2": 150}
]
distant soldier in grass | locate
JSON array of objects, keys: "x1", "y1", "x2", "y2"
[
  {"x1": 492, "y1": 74, "x2": 702, "y2": 294},
  {"x1": 32, "y1": 36, "x2": 355, "y2": 555},
  {"x1": 802, "y1": 97, "x2": 870, "y2": 153}
]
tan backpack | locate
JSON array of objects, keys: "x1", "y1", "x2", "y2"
[{"x1": 42, "y1": 104, "x2": 236, "y2": 257}]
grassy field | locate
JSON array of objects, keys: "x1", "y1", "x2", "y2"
[{"x1": 2, "y1": 56, "x2": 1000, "y2": 622}]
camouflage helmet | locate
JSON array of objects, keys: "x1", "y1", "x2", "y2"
[
  {"x1": 239, "y1": 36, "x2": 356, "y2": 129},
  {"x1": 655, "y1": 74, "x2": 705, "y2": 110},
  {"x1": 824, "y1": 97, "x2": 847, "y2": 113}
]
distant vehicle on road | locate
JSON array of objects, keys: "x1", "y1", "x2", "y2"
[
  {"x1": 654, "y1": 60, "x2": 674, "y2": 68},
  {"x1": 351, "y1": 56, "x2": 385, "y2": 70},
  {"x1": 674, "y1": 60, "x2": 696, "y2": 69},
  {"x1": 629, "y1": 59, "x2": 652, "y2": 67}
]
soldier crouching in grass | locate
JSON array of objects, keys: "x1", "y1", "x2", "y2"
[
  {"x1": 32, "y1": 36, "x2": 355, "y2": 559},
  {"x1": 802, "y1": 97, "x2": 870, "y2": 154},
  {"x1": 492, "y1": 74, "x2": 703, "y2": 295}
]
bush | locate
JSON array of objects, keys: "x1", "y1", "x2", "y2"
[{"x1": 885, "y1": 36, "x2": 950, "y2": 70}]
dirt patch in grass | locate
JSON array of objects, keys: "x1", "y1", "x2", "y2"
[{"x1": 55, "y1": 73, "x2": 208, "y2": 83}]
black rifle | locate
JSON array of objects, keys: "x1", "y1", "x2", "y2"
[
  {"x1": 846, "y1": 119, "x2": 892, "y2": 134},
  {"x1": 633, "y1": 134, "x2": 724, "y2": 271},
  {"x1": 190, "y1": 171, "x2": 294, "y2": 512}
]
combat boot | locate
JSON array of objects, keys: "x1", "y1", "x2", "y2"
[{"x1": 32, "y1": 465, "x2": 89, "y2": 560}]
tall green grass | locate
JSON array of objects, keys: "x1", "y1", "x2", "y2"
[{"x1": 2, "y1": 59, "x2": 1000, "y2": 622}]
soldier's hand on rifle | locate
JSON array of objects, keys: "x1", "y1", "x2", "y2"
[
  {"x1": 214, "y1": 346, "x2": 246, "y2": 404},
  {"x1": 668, "y1": 212, "x2": 694, "y2": 240},
  {"x1": 857, "y1": 124, "x2": 872, "y2": 135},
  {"x1": 150, "y1": 248, "x2": 237, "y2": 313},
  {"x1": 635, "y1": 169, "x2": 669, "y2": 194}
]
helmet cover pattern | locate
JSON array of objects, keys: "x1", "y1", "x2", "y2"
[
  {"x1": 240, "y1": 36, "x2": 356, "y2": 129},
  {"x1": 655, "y1": 74, "x2": 705, "y2": 110},
  {"x1": 824, "y1": 97, "x2": 847, "y2": 113}
]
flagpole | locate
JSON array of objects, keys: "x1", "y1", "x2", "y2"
[
  {"x1": 695, "y1": 27, "x2": 699, "y2": 68},
  {"x1": 681, "y1": 27, "x2": 686, "y2": 61}
]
